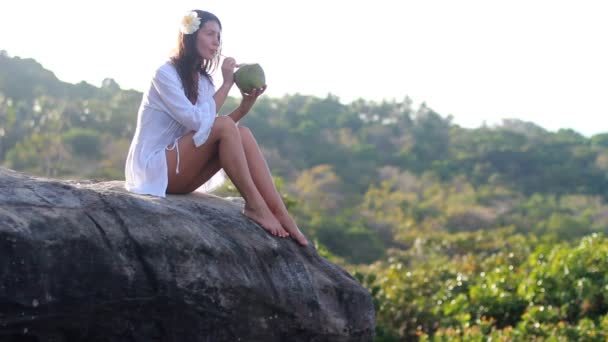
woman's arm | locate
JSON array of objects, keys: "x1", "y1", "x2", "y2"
[
  {"x1": 227, "y1": 105, "x2": 247, "y2": 123},
  {"x1": 228, "y1": 86, "x2": 267, "y2": 123},
  {"x1": 152, "y1": 64, "x2": 217, "y2": 147},
  {"x1": 213, "y1": 57, "x2": 238, "y2": 112},
  {"x1": 213, "y1": 82, "x2": 232, "y2": 112}
]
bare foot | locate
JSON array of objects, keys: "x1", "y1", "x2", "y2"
[
  {"x1": 244, "y1": 204, "x2": 290, "y2": 238},
  {"x1": 275, "y1": 211, "x2": 309, "y2": 246}
]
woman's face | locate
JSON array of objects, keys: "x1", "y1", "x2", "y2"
[{"x1": 196, "y1": 20, "x2": 221, "y2": 60}]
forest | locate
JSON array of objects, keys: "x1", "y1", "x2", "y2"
[{"x1": 2, "y1": 51, "x2": 608, "y2": 340}]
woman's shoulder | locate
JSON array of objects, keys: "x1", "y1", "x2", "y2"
[
  {"x1": 155, "y1": 60, "x2": 177, "y2": 75},
  {"x1": 148, "y1": 60, "x2": 181, "y2": 86}
]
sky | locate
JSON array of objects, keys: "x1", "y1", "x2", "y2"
[{"x1": 1, "y1": 0, "x2": 607, "y2": 136}]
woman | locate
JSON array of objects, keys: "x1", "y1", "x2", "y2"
[{"x1": 125, "y1": 10, "x2": 308, "y2": 246}]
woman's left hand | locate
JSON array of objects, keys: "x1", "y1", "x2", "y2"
[{"x1": 239, "y1": 85, "x2": 267, "y2": 112}]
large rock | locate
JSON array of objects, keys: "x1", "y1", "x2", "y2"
[{"x1": 0, "y1": 167, "x2": 375, "y2": 341}]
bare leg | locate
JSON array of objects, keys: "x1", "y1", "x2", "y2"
[
  {"x1": 178, "y1": 152, "x2": 293, "y2": 239},
  {"x1": 166, "y1": 116, "x2": 286, "y2": 237},
  {"x1": 238, "y1": 126, "x2": 309, "y2": 246}
]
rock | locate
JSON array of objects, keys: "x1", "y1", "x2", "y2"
[
  {"x1": 0, "y1": 167, "x2": 375, "y2": 341},
  {"x1": 234, "y1": 63, "x2": 266, "y2": 94}
]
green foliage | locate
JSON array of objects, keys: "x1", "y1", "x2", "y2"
[
  {"x1": 5, "y1": 132, "x2": 69, "y2": 177},
  {"x1": 62, "y1": 128, "x2": 102, "y2": 158},
  {"x1": 353, "y1": 233, "x2": 608, "y2": 340},
  {"x1": 591, "y1": 133, "x2": 608, "y2": 148}
]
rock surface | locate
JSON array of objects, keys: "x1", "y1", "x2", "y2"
[{"x1": 0, "y1": 167, "x2": 375, "y2": 341}]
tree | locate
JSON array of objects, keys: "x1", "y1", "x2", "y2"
[{"x1": 62, "y1": 128, "x2": 102, "y2": 159}]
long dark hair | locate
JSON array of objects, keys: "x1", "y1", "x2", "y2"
[{"x1": 170, "y1": 10, "x2": 222, "y2": 104}]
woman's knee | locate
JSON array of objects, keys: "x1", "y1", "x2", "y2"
[
  {"x1": 214, "y1": 116, "x2": 239, "y2": 137},
  {"x1": 238, "y1": 125, "x2": 252, "y2": 138},
  {"x1": 238, "y1": 126, "x2": 255, "y2": 146}
]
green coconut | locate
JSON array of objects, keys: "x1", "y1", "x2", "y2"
[{"x1": 234, "y1": 63, "x2": 266, "y2": 94}]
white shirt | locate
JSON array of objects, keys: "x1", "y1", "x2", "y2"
[{"x1": 124, "y1": 60, "x2": 225, "y2": 197}]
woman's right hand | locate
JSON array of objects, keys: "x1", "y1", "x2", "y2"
[{"x1": 221, "y1": 57, "x2": 239, "y2": 87}]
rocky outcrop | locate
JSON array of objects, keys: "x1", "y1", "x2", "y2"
[{"x1": 0, "y1": 167, "x2": 375, "y2": 341}]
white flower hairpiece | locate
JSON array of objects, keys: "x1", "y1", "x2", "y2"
[{"x1": 180, "y1": 11, "x2": 201, "y2": 35}]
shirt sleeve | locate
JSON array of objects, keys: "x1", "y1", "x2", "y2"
[{"x1": 151, "y1": 65, "x2": 217, "y2": 147}]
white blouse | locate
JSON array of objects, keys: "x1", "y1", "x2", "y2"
[{"x1": 124, "y1": 60, "x2": 225, "y2": 197}]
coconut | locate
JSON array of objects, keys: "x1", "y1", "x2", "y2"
[{"x1": 234, "y1": 63, "x2": 266, "y2": 94}]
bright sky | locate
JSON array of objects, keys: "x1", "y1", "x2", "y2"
[{"x1": 1, "y1": 0, "x2": 607, "y2": 136}]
